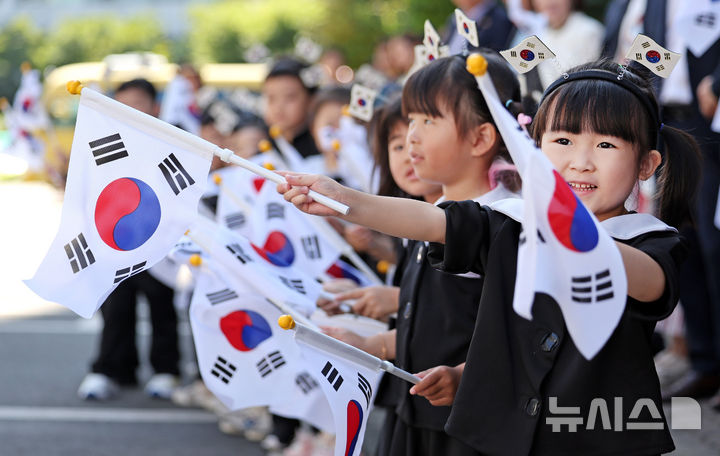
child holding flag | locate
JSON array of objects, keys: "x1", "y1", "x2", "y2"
[
  {"x1": 319, "y1": 52, "x2": 521, "y2": 456},
  {"x1": 277, "y1": 58, "x2": 701, "y2": 455}
]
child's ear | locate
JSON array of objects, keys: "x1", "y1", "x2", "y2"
[
  {"x1": 469, "y1": 123, "x2": 497, "y2": 158},
  {"x1": 639, "y1": 149, "x2": 662, "y2": 181}
]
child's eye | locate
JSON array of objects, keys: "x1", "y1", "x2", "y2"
[
  {"x1": 424, "y1": 118, "x2": 433, "y2": 125},
  {"x1": 598, "y1": 142, "x2": 616, "y2": 149},
  {"x1": 554, "y1": 138, "x2": 571, "y2": 145}
]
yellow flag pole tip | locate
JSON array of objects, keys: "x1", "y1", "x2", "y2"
[
  {"x1": 212, "y1": 174, "x2": 222, "y2": 185},
  {"x1": 341, "y1": 105, "x2": 351, "y2": 117},
  {"x1": 278, "y1": 315, "x2": 296, "y2": 330},
  {"x1": 258, "y1": 139, "x2": 272, "y2": 153},
  {"x1": 269, "y1": 125, "x2": 282, "y2": 139},
  {"x1": 21, "y1": 61, "x2": 32, "y2": 73},
  {"x1": 189, "y1": 254, "x2": 203, "y2": 267},
  {"x1": 0, "y1": 97, "x2": 8, "y2": 109},
  {"x1": 376, "y1": 260, "x2": 390, "y2": 275},
  {"x1": 262, "y1": 162, "x2": 275, "y2": 171},
  {"x1": 466, "y1": 54, "x2": 488, "y2": 76},
  {"x1": 67, "y1": 80, "x2": 84, "y2": 95},
  {"x1": 331, "y1": 139, "x2": 341, "y2": 151}
]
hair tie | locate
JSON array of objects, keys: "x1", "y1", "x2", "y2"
[
  {"x1": 505, "y1": 99, "x2": 513, "y2": 108},
  {"x1": 660, "y1": 122, "x2": 664, "y2": 131}
]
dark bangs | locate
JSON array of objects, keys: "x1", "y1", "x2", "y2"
[
  {"x1": 401, "y1": 56, "x2": 492, "y2": 138},
  {"x1": 533, "y1": 72, "x2": 655, "y2": 154}
]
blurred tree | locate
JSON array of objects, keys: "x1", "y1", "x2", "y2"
[
  {"x1": 32, "y1": 16, "x2": 171, "y2": 69},
  {"x1": 0, "y1": 17, "x2": 43, "y2": 99}
]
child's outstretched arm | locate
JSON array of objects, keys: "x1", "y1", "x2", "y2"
[
  {"x1": 277, "y1": 172, "x2": 447, "y2": 243},
  {"x1": 616, "y1": 242, "x2": 666, "y2": 302}
]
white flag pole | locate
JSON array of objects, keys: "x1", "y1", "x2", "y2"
[
  {"x1": 67, "y1": 81, "x2": 349, "y2": 215},
  {"x1": 278, "y1": 315, "x2": 420, "y2": 385}
]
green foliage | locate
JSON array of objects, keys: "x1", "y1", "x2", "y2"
[
  {"x1": 32, "y1": 15, "x2": 171, "y2": 68},
  {"x1": 0, "y1": 17, "x2": 43, "y2": 99}
]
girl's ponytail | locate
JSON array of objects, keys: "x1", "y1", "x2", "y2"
[{"x1": 656, "y1": 125, "x2": 702, "y2": 228}]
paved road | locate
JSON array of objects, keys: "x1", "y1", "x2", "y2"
[{"x1": 1, "y1": 181, "x2": 718, "y2": 455}]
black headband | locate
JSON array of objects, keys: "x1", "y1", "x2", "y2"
[{"x1": 540, "y1": 70, "x2": 661, "y2": 136}]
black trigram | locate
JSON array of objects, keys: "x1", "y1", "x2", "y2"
[
  {"x1": 358, "y1": 372, "x2": 372, "y2": 407},
  {"x1": 301, "y1": 235, "x2": 322, "y2": 259},
  {"x1": 89, "y1": 133, "x2": 128, "y2": 166},
  {"x1": 510, "y1": 50, "x2": 517, "y2": 58},
  {"x1": 211, "y1": 356, "x2": 236, "y2": 384},
  {"x1": 641, "y1": 41, "x2": 651, "y2": 49},
  {"x1": 113, "y1": 261, "x2": 147, "y2": 283},
  {"x1": 279, "y1": 276, "x2": 306, "y2": 294},
  {"x1": 256, "y1": 350, "x2": 286, "y2": 377},
  {"x1": 206, "y1": 288, "x2": 238, "y2": 305},
  {"x1": 64, "y1": 233, "x2": 95, "y2": 274},
  {"x1": 267, "y1": 202, "x2": 285, "y2": 219},
  {"x1": 571, "y1": 269, "x2": 614, "y2": 304},
  {"x1": 519, "y1": 61, "x2": 529, "y2": 68},
  {"x1": 525, "y1": 41, "x2": 536, "y2": 48},
  {"x1": 295, "y1": 372, "x2": 319, "y2": 394},
  {"x1": 519, "y1": 229, "x2": 546, "y2": 246},
  {"x1": 158, "y1": 153, "x2": 195, "y2": 195},
  {"x1": 696, "y1": 13, "x2": 716, "y2": 27},
  {"x1": 538, "y1": 52, "x2": 546, "y2": 59},
  {"x1": 321, "y1": 361, "x2": 344, "y2": 391},
  {"x1": 656, "y1": 64, "x2": 665, "y2": 72},
  {"x1": 224, "y1": 212, "x2": 246, "y2": 230},
  {"x1": 663, "y1": 53, "x2": 671, "y2": 61},
  {"x1": 635, "y1": 52, "x2": 642, "y2": 60},
  {"x1": 226, "y1": 243, "x2": 253, "y2": 264}
]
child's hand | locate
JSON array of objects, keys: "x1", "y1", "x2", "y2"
[
  {"x1": 409, "y1": 364, "x2": 464, "y2": 407},
  {"x1": 344, "y1": 225, "x2": 374, "y2": 253},
  {"x1": 276, "y1": 172, "x2": 347, "y2": 216},
  {"x1": 321, "y1": 326, "x2": 368, "y2": 352},
  {"x1": 334, "y1": 286, "x2": 399, "y2": 321}
]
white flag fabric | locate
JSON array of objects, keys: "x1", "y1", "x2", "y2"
[
  {"x1": 474, "y1": 65, "x2": 628, "y2": 360},
  {"x1": 189, "y1": 216, "x2": 321, "y2": 317},
  {"x1": 189, "y1": 259, "x2": 333, "y2": 431},
  {"x1": 348, "y1": 84, "x2": 377, "y2": 122},
  {"x1": 455, "y1": 8, "x2": 479, "y2": 47},
  {"x1": 25, "y1": 87, "x2": 211, "y2": 318},
  {"x1": 675, "y1": 0, "x2": 720, "y2": 57},
  {"x1": 291, "y1": 323, "x2": 383, "y2": 456},
  {"x1": 500, "y1": 36, "x2": 556, "y2": 74},
  {"x1": 624, "y1": 34, "x2": 681, "y2": 79},
  {"x1": 249, "y1": 177, "x2": 342, "y2": 279},
  {"x1": 12, "y1": 68, "x2": 51, "y2": 132},
  {"x1": 159, "y1": 74, "x2": 201, "y2": 135},
  {"x1": 423, "y1": 19, "x2": 441, "y2": 54},
  {"x1": 334, "y1": 116, "x2": 376, "y2": 193}
]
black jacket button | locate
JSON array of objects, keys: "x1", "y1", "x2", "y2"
[{"x1": 525, "y1": 398, "x2": 541, "y2": 416}]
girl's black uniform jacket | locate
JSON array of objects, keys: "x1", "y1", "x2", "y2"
[{"x1": 427, "y1": 200, "x2": 686, "y2": 456}]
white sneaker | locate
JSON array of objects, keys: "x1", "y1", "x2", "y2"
[
  {"x1": 241, "y1": 407, "x2": 272, "y2": 442},
  {"x1": 655, "y1": 350, "x2": 690, "y2": 389},
  {"x1": 77, "y1": 373, "x2": 120, "y2": 401},
  {"x1": 144, "y1": 374, "x2": 179, "y2": 399}
]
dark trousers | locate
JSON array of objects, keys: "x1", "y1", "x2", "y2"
[
  {"x1": 667, "y1": 112, "x2": 720, "y2": 374},
  {"x1": 91, "y1": 271, "x2": 180, "y2": 384}
]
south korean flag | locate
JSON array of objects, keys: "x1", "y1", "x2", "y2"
[
  {"x1": 348, "y1": 84, "x2": 377, "y2": 122},
  {"x1": 624, "y1": 34, "x2": 681, "y2": 79},
  {"x1": 675, "y1": 0, "x2": 720, "y2": 57},
  {"x1": 25, "y1": 86, "x2": 211, "y2": 318},
  {"x1": 500, "y1": 36, "x2": 555, "y2": 74},
  {"x1": 249, "y1": 179, "x2": 341, "y2": 279},
  {"x1": 455, "y1": 8, "x2": 479, "y2": 47},
  {"x1": 291, "y1": 323, "x2": 382, "y2": 456},
  {"x1": 474, "y1": 61, "x2": 628, "y2": 360},
  {"x1": 189, "y1": 216, "x2": 321, "y2": 317},
  {"x1": 423, "y1": 19, "x2": 442, "y2": 55},
  {"x1": 189, "y1": 259, "x2": 334, "y2": 431}
]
